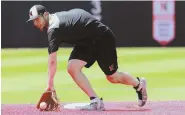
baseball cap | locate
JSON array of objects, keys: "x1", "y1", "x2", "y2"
[{"x1": 27, "y1": 5, "x2": 47, "y2": 22}]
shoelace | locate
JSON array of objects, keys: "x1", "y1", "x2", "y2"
[
  {"x1": 134, "y1": 77, "x2": 143, "y2": 100},
  {"x1": 90, "y1": 102, "x2": 97, "y2": 105}
]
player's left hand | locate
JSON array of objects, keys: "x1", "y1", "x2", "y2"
[{"x1": 36, "y1": 89, "x2": 60, "y2": 111}]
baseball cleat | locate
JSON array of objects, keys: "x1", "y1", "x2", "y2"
[
  {"x1": 81, "y1": 97, "x2": 105, "y2": 111},
  {"x1": 134, "y1": 77, "x2": 148, "y2": 107}
]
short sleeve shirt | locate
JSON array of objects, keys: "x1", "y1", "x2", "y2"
[{"x1": 47, "y1": 8, "x2": 108, "y2": 54}]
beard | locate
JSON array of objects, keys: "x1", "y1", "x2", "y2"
[
  {"x1": 39, "y1": 26, "x2": 44, "y2": 32},
  {"x1": 39, "y1": 24, "x2": 48, "y2": 33},
  {"x1": 39, "y1": 21, "x2": 48, "y2": 32}
]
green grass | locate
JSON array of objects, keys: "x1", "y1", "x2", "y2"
[{"x1": 1, "y1": 47, "x2": 185, "y2": 104}]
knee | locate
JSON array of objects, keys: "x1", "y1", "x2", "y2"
[
  {"x1": 67, "y1": 63, "x2": 74, "y2": 75},
  {"x1": 67, "y1": 60, "x2": 86, "y2": 76},
  {"x1": 67, "y1": 63, "x2": 79, "y2": 76},
  {"x1": 106, "y1": 72, "x2": 118, "y2": 83}
]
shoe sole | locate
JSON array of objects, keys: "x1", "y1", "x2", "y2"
[
  {"x1": 81, "y1": 107, "x2": 105, "y2": 111},
  {"x1": 80, "y1": 101, "x2": 105, "y2": 111}
]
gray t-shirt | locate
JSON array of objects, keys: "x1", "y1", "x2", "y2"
[{"x1": 47, "y1": 8, "x2": 108, "y2": 54}]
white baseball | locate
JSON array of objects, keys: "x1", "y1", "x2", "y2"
[{"x1": 40, "y1": 102, "x2": 47, "y2": 110}]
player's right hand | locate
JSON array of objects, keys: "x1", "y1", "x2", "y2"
[{"x1": 36, "y1": 89, "x2": 60, "y2": 111}]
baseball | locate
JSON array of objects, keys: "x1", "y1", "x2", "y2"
[{"x1": 40, "y1": 102, "x2": 47, "y2": 110}]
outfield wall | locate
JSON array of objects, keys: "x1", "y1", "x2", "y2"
[{"x1": 2, "y1": 1, "x2": 185, "y2": 48}]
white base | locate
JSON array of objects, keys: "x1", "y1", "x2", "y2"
[{"x1": 63, "y1": 103, "x2": 90, "y2": 110}]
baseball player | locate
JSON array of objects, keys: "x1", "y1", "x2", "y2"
[{"x1": 27, "y1": 5, "x2": 147, "y2": 111}]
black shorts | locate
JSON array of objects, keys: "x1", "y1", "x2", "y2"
[{"x1": 69, "y1": 29, "x2": 118, "y2": 75}]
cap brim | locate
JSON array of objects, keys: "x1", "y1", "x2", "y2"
[{"x1": 26, "y1": 16, "x2": 38, "y2": 23}]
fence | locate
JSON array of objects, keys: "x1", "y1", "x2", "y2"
[{"x1": 2, "y1": 1, "x2": 185, "y2": 48}]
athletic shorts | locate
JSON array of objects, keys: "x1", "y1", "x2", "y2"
[{"x1": 69, "y1": 29, "x2": 118, "y2": 75}]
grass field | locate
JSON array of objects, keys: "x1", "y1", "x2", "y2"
[{"x1": 1, "y1": 47, "x2": 185, "y2": 104}]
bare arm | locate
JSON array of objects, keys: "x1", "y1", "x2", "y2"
[{"x1": 46, "y1": 52, "x2": 57, "y2": 91}]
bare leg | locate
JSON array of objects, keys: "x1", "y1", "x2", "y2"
[
  {"x1": 106, "y1": 71, "x2": 139, "y2": 87},
  {"x1": 67, "y1": 59, "x2": 97, "y2": 97}
]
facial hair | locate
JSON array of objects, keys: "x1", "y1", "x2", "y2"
[
  {"x1": 40, "y1": 23, "x2": 48, "y2": 32},
  {"x1": 40, "y1": 25, "x2": 44, "y2": 32},
  {"x1": 40, "y1": 18, "x2": 49, "y2": 32}
]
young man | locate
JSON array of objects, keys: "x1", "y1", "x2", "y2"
[{"x1": 27, "y1": 5, "x2": 147, "y2": 111}]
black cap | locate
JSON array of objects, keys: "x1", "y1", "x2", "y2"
[{"x1": 27, "y1": 5, "x2": 47, "y2": 22}]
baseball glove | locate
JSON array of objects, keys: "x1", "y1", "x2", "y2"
[{"x1": 36, "y1": 89, "x2": 60, "y2": 111}]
